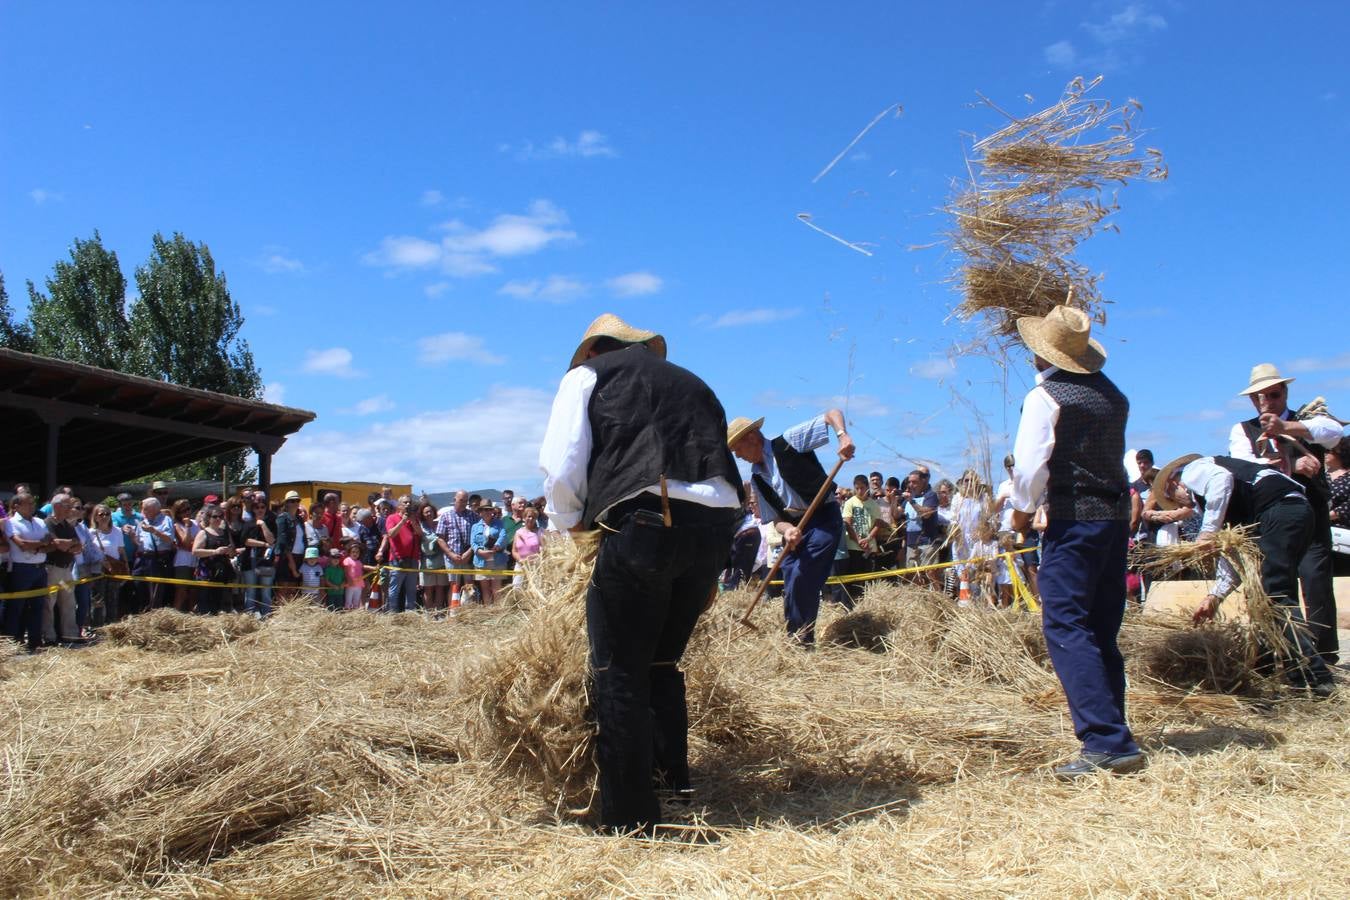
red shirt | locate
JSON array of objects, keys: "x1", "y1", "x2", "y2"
[
  {"x1": 385, "y1": 513, "x2": 419, "y2": 562},
  {"x1": 320, "y1": 508, "x2": 343, "y2": 545}
]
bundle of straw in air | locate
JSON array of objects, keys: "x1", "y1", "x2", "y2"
[{"x1": 945, "y1": 76, "x2": 1167, "y2": 342}]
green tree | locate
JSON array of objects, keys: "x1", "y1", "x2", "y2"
[
  {"x1": 0, "y1": 272, "x2": 35, "y2": 351},
  {"x1": 129, "y1": 232, "x2": 265, "y2": 484},
  {"x1": 25, "y1": 231, "x2": 132, "y2": 368}
]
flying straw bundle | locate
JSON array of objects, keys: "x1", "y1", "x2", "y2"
[{"x1": 945, "y1": 76, "x2": 1167, "y2": 341}]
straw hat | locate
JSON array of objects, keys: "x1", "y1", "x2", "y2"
[
  {"x1": 1015, "y1": 306, "x2": 1106, "y2": 374},
  {"x1": 283, "y1": 490, "x2": 301, "y2": 502},
  {"x1": 1151, "y1": 453, "x2": 1201, "y2": 510},
  {"x1": 1238, "y1": 363, "x2": 1295, "y2": 396},
  {"x1": 726, "y1": 416, "x2": 765, "y2": 448},
  {"x1": 568, "y1": 313, "x2": 667, "y2": 370}
]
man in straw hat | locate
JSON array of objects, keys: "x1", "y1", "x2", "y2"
[
  {"x1": 1227, "y1": 363, "x2": 1342, "y2": 667},
  {"x1": 1007, "y1": 305, "x2": 1143, "y2": 778},
  {"x1": 727, "y1": 408, "x2": 854, "y2": 644},
  {"x1": 1152, "y1": 453, "x2": 1335, "y2": 696},
  {"x1": 540, "y1": 313, "x2": 743, "y2": 835}
]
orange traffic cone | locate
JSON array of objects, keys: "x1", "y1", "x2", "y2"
[
  {"x1": 450, "y1": 584, "x2": 461, "y2": 616},
  {"x1": 958, "y1": 577, "x2": 972, "y2": 608},
  {"x1": 368, "y1": 580, "x2": 382, "y2": 610}
]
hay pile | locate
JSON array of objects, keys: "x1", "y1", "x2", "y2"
[
  {"x1": 1, "y1": 540, "x2": 1346, "y2": 896},
  {"x1": 945, "y1": 76, "x2": 1168, "y2": 341}
]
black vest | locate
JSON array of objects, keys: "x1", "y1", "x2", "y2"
[
  {"x1": 1194, "y1": 456, "x2": 1304, "y2": 527},
  {"x1": 1040, "y1": 369, "x2": 1130, "y2": 521},
  {"x1": 1239, "y1": 415, "x2": 1330, "y2": 532},
  {"x1": 580, "y1": 346, "x2": 743, "y2": 528}
]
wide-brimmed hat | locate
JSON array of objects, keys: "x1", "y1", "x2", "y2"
[
  {"x1": 726, "y1": 416, "x2": 765, "y2": 448},
  {"x1": 1238, "y1": 363, "x2": 1295, "y2": 396},
  {"x1": 150, "y1": 480, "x2": 169, "y2": 492},
  {"x1": 568, "y1": 313, "x2": 667, "y2": 370},
  {"x1": 478, "y1": 499, "x2": 497, "y2": 512},
  {"x1": 283, "y1": 490, "x2": 301, "y2": 502},
  {"x1": 1151, "y1": 453, "x2": 1202, "y2": 510},
  {"x1": 1015, "y1": 306, "x2": 1106, "y2": 374}
]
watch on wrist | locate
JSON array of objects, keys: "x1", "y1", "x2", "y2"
[{"x1": 836, "y1": 429, "x2": 846, "y2": 438}]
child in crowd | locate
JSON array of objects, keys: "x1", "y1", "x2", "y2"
[
  {"x1": 993, "y1": 531, "x2": 1024, "y2": 608},
  {"x1": 298, "y1": 546, "x2": 325, "y2": 604},
  {"x1": 323, "y1": 548, "x2": 345, "y2": 611},
  {"x1": 342, "y1": 540, "x2": 366, "y2": 610},
  {"x1": 969, "y1": 522, "x2": 999, "y2": 607}
]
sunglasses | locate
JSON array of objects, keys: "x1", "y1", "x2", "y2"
[{"x1": 208, "y1": 513, "x2": 224, "y2": 520}]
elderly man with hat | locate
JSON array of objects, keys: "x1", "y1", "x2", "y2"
[
  {"x1": 727, "y1": 407, "x2": 854, "y2": 644},
  {"x1": 1227, "y1": 363, "x2": 1342, "y2": 666},
  {"x1": 1153, "y1": 452, "x2": 1335, "y2": 696},
  {"x1": 1007, "y1": 305, "x2": 1143, "y2": 779},
  {"x1": 539, "y1": 313, "x2": 743, "y2": 836}
]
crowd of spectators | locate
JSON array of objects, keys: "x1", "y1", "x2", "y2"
[{"x1": 0, "y1": 481, "x2": 551, "y2": 652}]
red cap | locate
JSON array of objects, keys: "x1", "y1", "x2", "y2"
[{"x1": 203, "y1": 494, "x2": 219, "y2": 504}]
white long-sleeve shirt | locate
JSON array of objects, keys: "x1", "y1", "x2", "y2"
[
  {"x1": 1010, "y1": 366, "x2": 1060, "y2": 514},
  {"x1": 1180, "y1": 456, "x2": 1303, "y2": 598},
  {"x1": 538, "y1": 365, "x2": 740, "y2": 530},
  {"x1": 1228, "y1": 408, "x2": 1342, "y2": 463}
]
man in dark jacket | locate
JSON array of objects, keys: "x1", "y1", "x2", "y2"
[{"x1": 540, "y1": 313, "x2": 743, "y2": 836}]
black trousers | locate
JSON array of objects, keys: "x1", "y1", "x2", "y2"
[
  {"x1": 723, "y1": 528, "x2": 761, "y2": 590},
  {"x1": 1258, "y1": 498, "x2": 1333, "y2": 688},
  {"x1": 587, "y1": 498, "x2": 735, "y2": 833},
  {"x1": 1298, "y1": 525, "x2": 1338, "y2": 665}
]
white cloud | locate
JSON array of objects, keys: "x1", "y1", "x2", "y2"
[
  {"x1": 271, "y1": 385, "x2": 555, "y2": 489},
  {"x1": 424, "y1": 281, "x2": 452, "y2": 299},
  {"x1": 263, "y1": 382, "x2": 286, "y2": 404},
  {"x1": 260, "y1": 252, "x2": 304, "y2": 274},
  {"x1": 302, "y1": 347, "x2": 363, "y2": 378},
  {"x1": 420, "y1": 189, "x2": 445, "y2": 207},
  {"x1": 753, "y1": 389, "x2": 891, "y2": 419},
  {"x1": 341, "y1": 394, "x2": 395, "y2": 416},
  {"x1": 364, "y1": 201, "x2": 576, "y2": 278},
  {"x1": 505, "y1": 130, "x2": 618, "y2": 161},
  {"x1": 1044, "y1": 40, "x2": 1077, "y2": 67},
  {"x1": 498, "y1": 275, "x2": 588, "y2": 302},
  {"x1": 1285, "y1": 352, "x2": 1350, "y2": 374},
  {"x1": 417, "y1": 331, "x2": 505, "y2": 366},
  {"x1": 29, "y1": 188, "x2": 63, "y2": 205},
  {"x1": 910, "y1": 357, "x2": 956, "y2": 380},
  {"x1": 1083, "y1": 4, "x2": 1167, "y2": 43},
  {"x1": 606, "y1": 271, "x2": 663, "y2": 297},
  {"x1": 252, "y1": 304, "x2": 279, "y2": 317},
  {"x1": 362, "y1": 235, "x2": 444, "y2": 269},
  {"x1": 700, "y1": 307, "x2": 802, "y2": 328}
]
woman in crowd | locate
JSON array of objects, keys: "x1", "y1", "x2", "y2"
[
  {"x1": 512, "y1": 505, "x2": 543, "y2": 569},
  {"x1": 192, "y1": 504, "x2": 240, "y2": 614},
  {"x1": 470, "y1": 500, "x2": 508, "y2": 605},
  {"x1": 242, "y1": 495, "x2": 276, "y2": 617},
  {"x1": 934, "y1": 479, "x2": 956, "y2": 593},
  {"x1": 306, "y1": 502, "x2": 329, "y2": 555},
  {"x1": 70, "y1": 498, "x2": 99, "y2": 636},
  {"x1": 87, "y1": 502, "x2": 127, "y2": 625},
  {"x1": 417, "y1": 500, "x2": 454, "y2": 610},
  {"x1": 170, "y1": 499, "x2": 200, "y2": 613},
  {"x1": 222, "y1": 498, "x2": 251, "y2": 613},
  {"x1": 1328, "y1": 436, "x2": 1349, "y2": 528}
]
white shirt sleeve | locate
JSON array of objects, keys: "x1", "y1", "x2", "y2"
[
  {"x1": 1180, "y1": 459, "x2": 1234, "y2": 534},
  {"x1": 538, "y1": 366, "x2": 598, "y2": 531},
  {"x1": 1228, "y1": 422, "x2": 1259, "y2": 461},
  {"x1": 1299, "y1": 413, "x2": 1342, "y2": 449},
  {"x1": 1011, "y1": 384, "x2": 1059, "y2": 514}
]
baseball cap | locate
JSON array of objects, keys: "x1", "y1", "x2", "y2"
[{"x1": 304, "y1": 547, "x2": 320, "y2": 560}]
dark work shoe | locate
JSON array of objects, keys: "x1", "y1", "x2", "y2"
[
  {"x1": 1309, "y1": 681, "x2": 1337, "y2": 699},
  {"x1": 1053, "y1": 750, "x2": 1147, "y2": 780}
]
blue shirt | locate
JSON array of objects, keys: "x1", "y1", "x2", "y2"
[
  {"x1": 470, "y1": 520, "x2": 507, "y2": 570},
  {"x1": 749, "y1": 415, "x2": 832, "y2": 524},
  {"x1": 905, "y1": 489, "x2": 940, "y2": 544},
  {"x1": 136, "y1": 513, "x2": 175, "y2": 553},
  {"x1": 111, "y1": 507, "x2": 143, "y2": 558}
]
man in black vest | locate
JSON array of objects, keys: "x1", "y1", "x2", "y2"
[
  {"x1": 1227, "y1": 363, "x2": 1341, "y2": 666},
  {"x1": 539, "y1": 313, "x2": 743, "y2": 836},
  {"x1": 727, "y1": 409, "x2": 855, "y2": 644},
  {"x1": 1153, "y1": 453, "x2": 1335, "y2": 695},
  {"x1": 1008, "y1": 306, "x2": 1143, "y2": 779}
]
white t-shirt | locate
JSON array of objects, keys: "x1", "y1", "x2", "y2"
[
  {"x1": 995, "y1": 479, "x2": 1015, "y2": 532},
  {"x1": 5, "y1": 514, "x2": 49, "y2": 565},
  {"x1": 92, "y1": 526, "x2": 124, "y2": 561},
  {"x1": 173, "y1": 520, "x2": 200, "y2": 568}
]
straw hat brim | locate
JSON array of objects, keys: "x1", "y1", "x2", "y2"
[
  {"x1": 568, "y1": 315, "x2": 667, "y2": 370},
  {"x1": 1015, "y1": 316, "x2": 1107, "y2": 374},
  {"x1": 727, "y1": 416, "x2": 765, "y2": 448},
  {"x1": 1151, "y1": 453, "x2": 1202, "y2": 510},
  {"x1": 1238, "y1": 375, "x2": 1295, "y2": 396}
]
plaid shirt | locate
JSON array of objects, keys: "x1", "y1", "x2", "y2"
[{"x1": 435, "y1": 507, "x2": 478, "y2": 554}]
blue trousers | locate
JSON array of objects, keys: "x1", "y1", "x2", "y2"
[
  {"x1": 382, "y1": 562, "x2": 419, "y2": 613},
  {"x1": 1039, "y1": 518, "x2": 1138, "y2": 755},
  {"x1": 5, "y1": 563, "x2": 48, "y2": 651},
  {"x1": 780, "y1": 503, "x2": 843, "y2": 643}
]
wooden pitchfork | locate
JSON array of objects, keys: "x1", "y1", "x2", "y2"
[{"x1": 739, "y1": 456, "x2": 848, "y2": 630}]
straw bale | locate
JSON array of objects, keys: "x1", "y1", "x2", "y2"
[{"x1": 100, "y1": 607, "x2": 262, "y2": 653}]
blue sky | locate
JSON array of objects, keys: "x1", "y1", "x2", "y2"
[{"x1": 2, "y1": 2, "x2": 1348, "y2": 494}]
